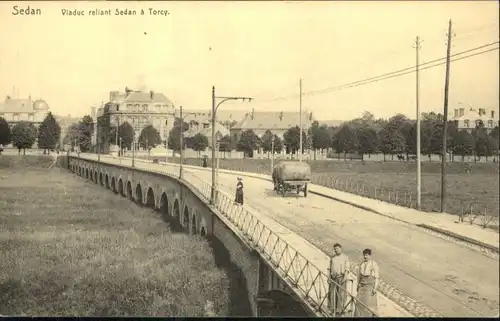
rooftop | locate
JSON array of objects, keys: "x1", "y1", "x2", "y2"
[
  {"x1": 232, "y1": 110, "x2": 315, "y2": 131},
  {"x1": 124, "y1": 91, "x2": 173, "y2": 105},
  {"x1": 0, "y1": 96, "x2": 49, "y2": 114}
]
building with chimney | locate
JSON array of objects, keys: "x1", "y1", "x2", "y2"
[
  {"x1": 99, "y1": 87, "x2": 175, "y2": 150},
  {"x1": 0, "y1": 95, "x2": 50, "y2": 128},
  {"x1": 450, "y1": 105, "x2": 499, "y2": 133}
]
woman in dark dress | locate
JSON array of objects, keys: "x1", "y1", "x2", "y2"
[{"x1": 235, "y1": 177, "x2": 244, "y2": 205}]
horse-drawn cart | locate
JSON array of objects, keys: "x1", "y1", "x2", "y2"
[{"x1": 272, "y1": 161, "x2": 311, "y2": 197}]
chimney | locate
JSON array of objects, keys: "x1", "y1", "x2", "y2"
[
  {"x1": 279, "y1": 111, "x2": 283, "y2": 121},
  {"x1": 251, "y1": 108, "x2": 254, "y2": 120},
  {"x1": 150, "y1": 90, "x2": 154, "y2": 100}
]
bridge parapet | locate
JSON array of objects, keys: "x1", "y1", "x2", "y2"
[{"x1": 67, "y1": 153, "x2": 377, "y2": 317}]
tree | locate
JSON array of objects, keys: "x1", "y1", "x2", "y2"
[
  {"x1": 11, "y1": 121, "x2": 37, "y2": 155},
  {"x1": 331, "y1": 124, "x2": 358, "y2": 159},
  {"x1": 356, "y1": 126, "x2": 379, "y2": 159},
  {"x1": 310, "y1": 122, "x2": 331, "y2": 160},
  {"x1": 378, "y1": 128, "x2": 405, "y2": 161},
  {"x1": 236, "y1": 129, "x2": 260, "y2": 158},
  {"x1": 472, "y1": 127, "x2": 489, "y2": 162},
  {"x1": 261, "y1": 130, "x2": 283, "y2": 156},
  {"x1": 283, "y1": 126, "x2": 308, "y2": 156},
  {"x1": 486, "y1": 136, "x2": 498, "y2": 161},
  {"x1": 490, "y1": 126, "x2": 499, "y2": 141},
  {"x1": 218, "y1": 135, "x2": 232, "y2": 152},
  {"x1": 168, "y1": 118, "x2": 189, "y2": 152},
  {"x1": 191, "y1": 133, "x2": 209, "y2": 157},
  {"x1": 118, "y1": 122, "x2": 134, "y2": 150},
  {"x1": 401, "y1": 121, "x2": 416, "y2": 157},
  {"x1": 77, "y1": 115, "x2": 94, "y2": 153},
  {"x1": 138, "y1": 125, "x2": 161, "y2": 151},
  {"x1": 37, "y1": 112, "x2": 61, "y2": 154},
  {"x1": 0, "y1": 117, "x2": 11, "y2": 146},
  {"x1": 451, "y1": 130, "x2": 475, "y2": 162}
]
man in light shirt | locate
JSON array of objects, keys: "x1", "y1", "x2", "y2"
[{"x1": 328, "y1": 243, "x2": 354, "y2": 315}]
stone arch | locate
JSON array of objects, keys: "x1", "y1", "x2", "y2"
[
  {"x1": 99, "y1": 172, "x2": 104, "y2": 186},
  {"x1": 135, "y1": 183, "x2": 143, "y2": 205},
  {"x1": 200, "y1": 226, "x2": 206, "y2": 237},
  {"x1": 111, "y1": 177, "x2": 116, "y2": 193},
  {"x1": 191, "y1": 212, "x2": 197, "y2": 235},
  {"x1": 85, "y1": 168, "x2": 89, "y2": 179},
  {"x1": 78, "y1": 166, "x2": 81, "y2": 176},
  {"x1": 89, "y1": 170, "x2": 93, "y2": 181},
  {"x1": 105, "y1": 174, "x2": 110, "y2": 189},
  {"x1": 118, "y1": 179, "x2": 124, "y2": 196},
  {"x1": 127, "y1": 181, "x2": 133, "y2": 201},
  {"x1": 94, "y1": 171, "x2": 98, "y2": 184},
  {"x1": 256, "y1": 290, "x2": 310, "y2": 317},
  {"x1": 159, "y1": 192, "x2": 169, "y2": 221},
  {"x1": 146, "y1": 187, "x2": 155, "y2": 209},
  {"x1": 172, "y1": 199, "x2": 181, "y2": 231},
  {"x1": 183, "y1": 205, "x2": 189, "y2": 231}
]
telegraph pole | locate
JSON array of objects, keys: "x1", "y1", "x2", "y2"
[
  {"x1": 299, "y1": 78, "x2": 303, "y2": 162},
  {"x1": 414, "y1": 36, "x2": 422, "y2": 210},
  {"x1": 441, "y1": 19, "x2": 453, "y2": 213},
  {"x1": 210, "y1": 86, "x2": 252, "y2": 205}
]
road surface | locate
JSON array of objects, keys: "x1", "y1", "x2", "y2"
[{"x1": 181, "y1": 166, "x2": 499, "y2": 317}]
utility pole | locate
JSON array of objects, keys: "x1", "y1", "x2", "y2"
[
  {"x1": 210, "y1": 86, "x2": 252, "y2": 205},
  {"x1": 299, "y1": 79, "x2": 303, "y2": 162},
  {"x1": 180, "y1": 106, "x2": 184, "y2": 179},
  {"x1": 441, "y1": 19, "x2": 453, "y2": 213},
  {"x1": 415, "y1": 36, "x2": 422, "y2": 210}
]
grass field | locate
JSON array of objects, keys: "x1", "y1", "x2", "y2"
[
  {"x1": 0, "y1": 156, "x2": 229, "y2": 316},
  {"x1": 158, "y1": 156, "x2": 499, "y2": 219}
]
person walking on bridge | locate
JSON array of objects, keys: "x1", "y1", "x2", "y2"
[
  {"x1": 355, "y1": 248, "x2": 379, "y2": 317},
  {"x1": 328, "y1": 243, "x2": 354, "y2": 315},
  {"x1": 234, "y1": 177, "x2": 244, "y2": 205}
]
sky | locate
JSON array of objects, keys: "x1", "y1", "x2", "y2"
[{"x1": 0, "y1": 1, "x2": 498, "y2": 121}]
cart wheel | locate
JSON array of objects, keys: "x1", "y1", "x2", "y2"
[{"x1": 304, "y1": 184, "x2": 308, "y2": 197}]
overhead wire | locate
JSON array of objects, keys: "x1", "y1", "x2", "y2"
[{"x1": 255, "y1": 41, "x2": 499, "y2": 103}]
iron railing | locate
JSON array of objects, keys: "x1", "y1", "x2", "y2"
[{"x1": 69, "y1": 153, "x2": 377, "y2": 317}]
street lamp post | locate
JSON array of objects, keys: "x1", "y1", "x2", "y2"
[
  {"x1": 165, "y1": 119, "x2": 169, "y2": 168},
  {"x1": 210, "y1": 86, "x2": 253, "y2": 205},
  {"x1": 271, "y1": 135, "x2": 275, "y2": 174},
  {"x1": 179, "y1": 106, "x2": 184, "y2": 179},
  {"x1": 177, "y1": 106, "x2": 199, "y2": 180},
  {"x1": 216, "y1": 140, "x2": 220, "y2": 190},
  {"x1": 132, "y1": 118, "x2": 136, "y2": 168}
]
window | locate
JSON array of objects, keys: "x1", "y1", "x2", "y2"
[
  {"x1": 492, "y1": 110, "x2": 495, "y2": 119},
  {"x1": 479, "y1": 108, "x2": 486, "y2": 116},
  {"x1": 28, "y1": 113, "x2": 34, "y2": 121},
  {"x1": 134, "y1": 104, "x2": 140, "y2": 112},
  {"x1": 142, "y1": 104, "x2": 148, "y2": 112},
  {"x1": 464, "y1": 119, "x2": 470, "y2": 128},
  {"x1": 454, "y1": 109, "x2": 458, "y2": 118},
  {"x1": 459, "y1": 108, "x2": 464, "y2": 117},
  {"x1": 488, "y1": 120, "x2": 494, "y2": 128},
  {"x1": 203, "y1": 123, "x2": 209, "y2": 129}
]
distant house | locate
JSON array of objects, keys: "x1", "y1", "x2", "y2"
[
  {"x1": 230, "y1": 109, "x2": 315, "y2": 143},
  {"x1": 99, "y1": 87, "x2": 176, "y2": 151},
  {"x1": 0, "y1": 95, "x2": 50, "y2": 128},
  {"x1": 450, "y1": 106, "x2": 499, "y2": 133},
  {"x1": 180, "y1": 109, "x2": 229, "y2": 147}
]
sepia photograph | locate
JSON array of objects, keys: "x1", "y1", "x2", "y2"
[{"x1": 0, "y1": 0, "x2": 498, "y2": 318}]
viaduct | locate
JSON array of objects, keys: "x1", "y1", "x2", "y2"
[{"x1": 61, "y1": 154, "x2": 371, "y2": 317}]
